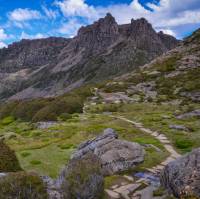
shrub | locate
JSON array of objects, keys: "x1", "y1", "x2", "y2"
[
  {"x1": 11, "y1": 99, "x2": 50, "y2": 121},
  {"x1": 0, "y1": 141, "x2": 22, "y2": 172},
  {"x1": 1, "y1": 116, "x2": 15, "y2": 125},
  {"x1": 0, "y1": 85, "x2": 93, "y2": 122},
  {"x1": 59, "y1": 113, "x2": 73, "y2": 121},
  {"x1": 21, "y1": 152, "x2": 31, "y2": 158},
  {"x1": 175, "y1": 139, "x2": 193, "y2": 150},
  {"x1": 30, "y1": 160, "x2": 42, "y2": 165},
  {"x1": 58, "y1": 143, "x2": 76, "y2": 150},
  {"x1": 0, "y1": 172, "x2": 47, "y2": 199},
  {"x1": 61, "y1": 153, "x2": 104, "y2": 199},
  {"x1": 0, "y1": 101, "x2": 19, "y2": 119}
]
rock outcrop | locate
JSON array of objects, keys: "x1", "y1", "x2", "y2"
[
  {"x1": 161, "y1": 148, "x2": 200, "y2": 198},
  {"x1": 72, "y1": 128, "x2": 145, "y2": 175},
  {"x1": 176, "y1": 109, "x2": 200, "y2": 119},
  {"x1": 0, "y1": 13, "x2": 179, "y2": 101}
]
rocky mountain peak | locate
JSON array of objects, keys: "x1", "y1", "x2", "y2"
[
  {"x1": 0, "y1": 14, "x2": 179, "y2": 101},
  {"x1": 77, "y1": 13, "x2": 118, "y2": 37},
  {"x1": 75, "y1": 13, "x2": 119, "y2": 54}
]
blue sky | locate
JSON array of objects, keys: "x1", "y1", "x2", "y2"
[{"x1": 0, "y1": 0, "x2": 200, "y2": 48}]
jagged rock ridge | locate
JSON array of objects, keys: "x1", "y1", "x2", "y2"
[{"x1": 0, "y1": 13, "x2": 179, "y2": 101}]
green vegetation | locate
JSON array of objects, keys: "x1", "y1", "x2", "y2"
[
  {"x1": 0, "y1": 85, "x2": 92, "y2": 122},
  {"x1": 152, "y1": 56, "x2": 179, "y2": 72},
  {"x1": 115, "y1": 102, "x2": 200, "y2": 154},
  {"x1": 0, "y1": 141, "x2": 21, "y2": 172},
  {"x1": 0, "y1": 172, "x2": 47, "y2": 199},
  {"x1": 153, "y1": 187, "x2": 165, "y2": 197},
  {"x1": 61, "y1": 153, "x2": 104, "y2": 199},
  {"x1": 0, "y1": 113, "x2": 168, "y2": 178}
]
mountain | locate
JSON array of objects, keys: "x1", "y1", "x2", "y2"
[
  {"x1": 92, "y1": 28, "x2": 200, "y2": 105},
  {"x1": 0, "y1": 13, "x2": 179, "y2": 101}
]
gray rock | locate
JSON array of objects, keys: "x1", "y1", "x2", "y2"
[
  {"x1": 169, "y1": 124, "x2": 190, "y2": 132},
  {"x1": 72, "y1": 128, "x2": 145, "y2": 175},
  {"x1": 161, "y1": 148, "x2": 200, "y2": 198},
  {"x1": 176, "y1": 109, "x2": 200, "y2": 119},
  {"x1": 36, "y1": 121, "x2": 58, "y2": 129},
  {"x1": 41, "y1": 175, "x2": 63, "y2": 199},
  {"x1": 0, "y1": 173, "x2": 6, "y2": 178}
]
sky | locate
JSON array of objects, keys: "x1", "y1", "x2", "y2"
[{"x1": 0, "y1": 0, "x2": 200, "y2": 48}]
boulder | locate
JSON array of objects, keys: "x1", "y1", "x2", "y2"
[
  {"x1": 72, "y1": 128, "x2": 145, "y2": 175},
  {"x1": 169, "y1": 124, "x2": 190, "y2": 132},
  {"x1": 161, "y1": 148, "x2": 200, "y2": 198},
  {"x1": 59, "y1": 153, "x2": 104, "y2": 199},
  {"x1": 176, "y1": 109, "x2": 200, "y2": 119}
]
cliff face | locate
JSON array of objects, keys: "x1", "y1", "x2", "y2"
[{"x1": 0, "y1": 13, "x2": 179, "y2": 101}]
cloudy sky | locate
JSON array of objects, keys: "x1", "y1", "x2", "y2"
[{"x1": 0, "y1": 0, "x2": 200, "y2": 48}]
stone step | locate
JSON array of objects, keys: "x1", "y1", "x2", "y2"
[
  {"x1": 123, "y1": 175, "x2": 134, "y2": 182},
  {"x1": 105, "y1": 189, "x2": 120, "y2": 199}
]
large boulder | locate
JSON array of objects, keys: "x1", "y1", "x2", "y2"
[
  {"x1": 59, "y1": 153, "x2": 104, "y2": 199},
  {"x1": 0, "y1": 141, "x2": 21, "y2": 172},
  {"x1": 72, "y1": 128, "x2": 145, "y2": 175},
  {"x1": 0, "y1": 171, "x2": 48, "y2": 199},
  {"x1": 161, "y1": 148, "x2": 200, "y2": 198}
]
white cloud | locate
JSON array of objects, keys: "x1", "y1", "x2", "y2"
[
  {"x1": 55, "y1": 0, "x2": 99, "y2": 20},
  {"x1": 55, "y1": 0, "x2": 200, "y2": 38},
  {"x1": 9, "y1": 8, "x2": 41, "y2": 21},
  {"x1": 0, "y1": 29, "x2": 8, "y2": 40},
  {"x1": 58, "y1": 18, "x2": 84, "y2": 37},
  {"x1": 0, "y1": 41, "x2": 7, "y2": 48},
  {"x1": 20, "y1": 32, "x2": 47, "y2": 40},
  {"x1": 42, "y1": 6, "x2": 58, "y2": 19},
  {"x1": 157, "y1": 28, "x2": 177, "y2": 37}
]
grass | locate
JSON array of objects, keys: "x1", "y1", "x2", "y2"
[
  {"x1": 114, "y1": 102, "x2": 200, "y2": 154},
  {"x1": 1, "y1": 113, "x2": 168, "y2": 178}
]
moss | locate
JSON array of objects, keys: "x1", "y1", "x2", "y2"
[
  {"x1": 0, "y1": 141, "x2": 22, "y2": 172},
  {"x1": 0, "y1": 172, "x2": 47, "y2": 199}
]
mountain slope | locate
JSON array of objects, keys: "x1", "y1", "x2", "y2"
[
  {"x1": 95, "y1": 28, "x2": 200, "y2": 104},
  {"x1": 0, "y1": 13, "x2": 178, "y2": 101}
]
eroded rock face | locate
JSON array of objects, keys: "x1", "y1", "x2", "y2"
[
  {"x1": 72, "y1": 128, "x2": 145, "y2": 175},
  {"x1": 161, "y1": 148, "x2": 200, "y2": 198}
]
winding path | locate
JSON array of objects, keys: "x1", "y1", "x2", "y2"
[{"x1": 105, "y1": 116, "x2": 181, "y2": 199}]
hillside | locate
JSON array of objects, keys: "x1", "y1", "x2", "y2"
[{"x1": 0, "y1": 13, "x2": 178, "y2": 101}]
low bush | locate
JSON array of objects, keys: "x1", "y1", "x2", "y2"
[
  {"x1": 175, "y1": 139, "x2": 193, "y2": 151},
  {"x1": 30, "y1": 160, "x2": 42, "y2": 165},
  {"x1": 61, "y1": 153, "x2": 104, "y2": 199},
  {"x1": 0, "y1": 172, "x2": 47, "y2": 199},
  {"x1": 21, "y1": 152, "x2": 31, "y2": 158},
  {"x1": 1, "y1": 116, "x2": 15, "y2": 125},
  {"x1": 0, "y1": 85, "x2": 93, "y2": 122},
  {"x1": 0, "y1": 141, "x2": 22, "y2": 172}
]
